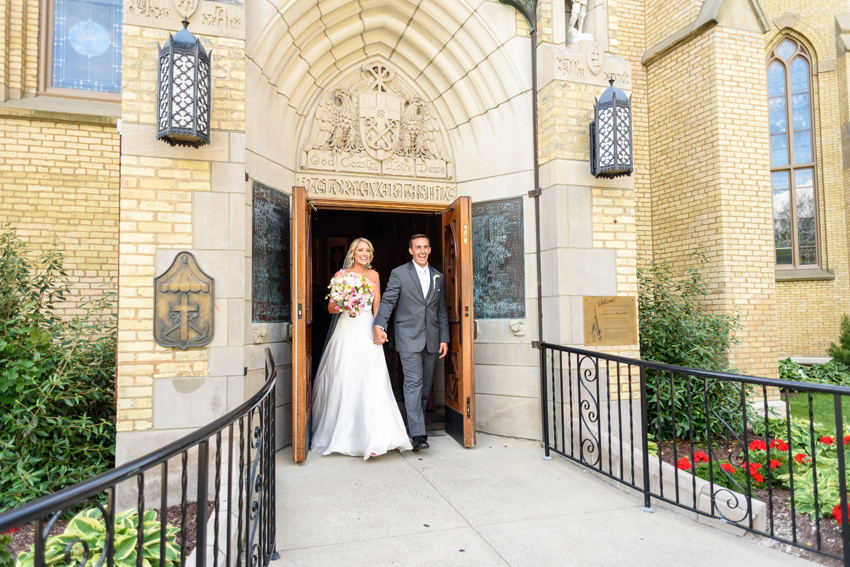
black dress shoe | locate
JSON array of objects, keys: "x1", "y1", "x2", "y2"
[{"x1": 412, "y1": 436, "x2": 429, "y2": 451}]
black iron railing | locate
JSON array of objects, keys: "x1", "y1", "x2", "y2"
[
  {"x1": 0, "y1": 349, "x2": 279, "y2": 567},
  {"x1": 540, "y1": 342, "x2": 850, "y2": 566}
]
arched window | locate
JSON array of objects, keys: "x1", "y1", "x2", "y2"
[{"x1": 768, "y1": 37, "x2": 818, "y2": 268}]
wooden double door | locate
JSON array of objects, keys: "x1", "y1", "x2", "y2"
[{"x1": 289, "y1": 188, "x2": 476, "y2": 461}]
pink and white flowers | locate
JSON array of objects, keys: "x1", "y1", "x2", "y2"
[{"x1": 326, "y1": 271, "x2": 375, "y2": 318}]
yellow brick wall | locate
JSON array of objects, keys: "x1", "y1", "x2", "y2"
[
  {"x1": 0, "y1": 0, "x2": 39, "y2": 100},
  {"x1": 645, "y1": 26, "x2": 779, "y2": 377},
  {"x1": 0, "y1": 115, "x2": 120, "y2": 316},
  {"x1": 538, "y1": 80, "x2": 597, "y2": 164},
  {"x1": 644, "y1": 0, "x2": 702, "y2": 48},
  {"x1": 758, "y1": 0, "x2": 850, "y2": 358},
  {"x1": 116, "y1": 24, "x2": 246, "y2": 432}
]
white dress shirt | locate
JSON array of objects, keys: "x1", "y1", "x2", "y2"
[{"x1": 415, "y1": 262, "x2": 430, "y2": 299}]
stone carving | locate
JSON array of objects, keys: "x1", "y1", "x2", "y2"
[
  {"x1": 567, "y1": 0, "x2": 594, "y2": 44},
  {"x1": 587, "y1": 43, "x2": 603, "y2": 75},
  {"x1": 201, "y1": 5, "x2": 242, "y2": 30},
  {"x1": 128, "y1": 0, "x2": 171, "y2": 20},
  {"x1": 154, "y1": 252, "x2": 215, "y2": 350},
  {"x1": 301, "y1": 62, "x2": 452, "y2": 180},
  {"x1": 510, "y1": 320, "x2": 526, "y2": 337},
  {"x1": 542, "y1": 44, "x2": 632, "y2": 90},
  {"x1": 296, "y1": 174, "x2": 456, "y2": 204},
  {"x1": 174, "y1": 0, "x2": 198, "y2": 18}
]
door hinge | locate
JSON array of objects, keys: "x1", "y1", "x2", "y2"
[
  {"x1": 464, "y1": 305, "x2": 469, "y2": 318},
  {"x1": 466, "y1": 397, "x2": 471, "y2": 418},
  {"x1": 298, "y1": 303, "x2": 303, "y2": 319}
]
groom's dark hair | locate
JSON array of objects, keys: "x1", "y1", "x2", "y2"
[{"x1": 409, "y1": 234, "x2": 430, "y2": 248}]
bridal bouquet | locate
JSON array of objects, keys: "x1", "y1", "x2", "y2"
[{"x1": 326, "y1": 272, "x2": 375, "y2": 318}]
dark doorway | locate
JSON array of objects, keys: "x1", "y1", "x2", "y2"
[{"x1": 309, "y1": 208, "x2": 446, "y2": 435}]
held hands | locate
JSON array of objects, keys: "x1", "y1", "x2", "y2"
[
  {"x1": 439, "y1": 342, "x2": 448, "y2": 358},
  {"x1": 373, "y1": 326, "x2": 388, "y2": 346}
]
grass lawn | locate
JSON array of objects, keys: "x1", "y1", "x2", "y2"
[{"x1": 787, "y1": 391, "x2": 850, "y2": 429}]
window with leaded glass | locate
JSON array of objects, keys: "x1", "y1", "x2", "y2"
[
  {"x1": 48, "y1": 0, "x2": 122, "y2": 94},
  {"x1": 768, "y1": 37, "x2": 818, "y2": 268}
]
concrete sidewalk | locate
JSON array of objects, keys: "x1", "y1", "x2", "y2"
[{"x1": 274, "y1": 433, "x2": 815, "y2": 566}]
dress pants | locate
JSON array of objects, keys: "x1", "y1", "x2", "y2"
[{"x1": 398, "y1": 349, "x2": 438, "y2": 438}]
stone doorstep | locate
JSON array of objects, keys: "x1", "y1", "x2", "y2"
[{"x1": 558, "y1": 420, "x2": 767, "y2": 536}]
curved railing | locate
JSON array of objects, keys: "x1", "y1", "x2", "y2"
[{"x1": 0, "y1": 349, "x2": 279, "y2": 567}]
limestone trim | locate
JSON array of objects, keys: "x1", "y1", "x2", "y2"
[
  {"x1": 0, "y1": 104, "x2": 119, "y2": 126},
  {"x1": 640, "y1": 0, "x2": 770, "y2": 65},
  {"x1": 775, "y1": 268, "x2": 835, "y2": 281},
  {"x1": 765, "y1": 18, "x2": 828, "y2": 63},
  {"x1": 837, "y1": 14, "x2": 850, "y2": 56}
]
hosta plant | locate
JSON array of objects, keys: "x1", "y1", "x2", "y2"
[{"x1": 16, "y1": 508, "x2": 180, "y2": 567}]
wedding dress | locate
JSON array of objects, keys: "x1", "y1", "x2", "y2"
[{"x1": 310, "y1": 288, "x2": 413, "y2": 459}]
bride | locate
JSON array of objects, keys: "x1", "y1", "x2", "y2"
[{"x1": 310, "y1": 238, "x2": 413, "y2": 459}]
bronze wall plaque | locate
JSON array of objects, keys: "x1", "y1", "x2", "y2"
[
  {"x1": 583, "y1": 296, "x2": 638, "y2": 346},
  {"x1": 252, "y1": 181, "x2": 291, "y2": 322},
  {"x1": 154, "y1": 252, "x2": 215, "y2": 350},
  {"x1": 471, "y1": 197, "x2": 525, "y2": 318}
]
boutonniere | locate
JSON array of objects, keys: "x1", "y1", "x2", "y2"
[{"x1": 432, "y1": 274, "x2": 440, "y2": 290}]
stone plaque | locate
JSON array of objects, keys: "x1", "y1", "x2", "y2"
[
  {"x1": 471, "y1": 197, "x2": 525, "y2": 319},
  {"x1": 583, "y1": 296, "x2": 638, "y2": 346},
  {"x1": 154, "y1": 252, "x2": 215, "y2": 350},
  {"x1": 252, "y1": 181, "x2": 291, "y2": 323},
  {"x1": 296, "y1": 173, "x2": 456, "y2": 204}
]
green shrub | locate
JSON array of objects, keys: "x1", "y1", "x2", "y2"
[
  {"x1": 0, "y1": 534, "x2": 12, "y2": 567},
  {"x1": 638, "y1": 247, "x2": 743, "y2": 443},
  {"x1": 16, "y1": 508, "x2": 180, "y2": 567},
  {"x1": 827, "y1": 315, "x2": 850, "y2": 367},
  {"x1": 0, "y1": 227, "x2": 116, "y2": 513},
  {"x1": 779, "y1": 357, "x2": 850, "y2": 387}
]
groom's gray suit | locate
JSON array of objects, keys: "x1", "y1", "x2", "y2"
[{"x1": 374, "y1": 261, "x2": 450, "y2": 438}]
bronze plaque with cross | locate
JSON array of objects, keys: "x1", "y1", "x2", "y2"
[{"x1": 154, "y1": 251, "x2": 215, "y2": 350}]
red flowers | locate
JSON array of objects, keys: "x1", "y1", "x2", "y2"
[
  {"x1": 749, "y1": 440, "x2": 767, "y2": 451},
  {"x1": 820, "y1": 436, "x2": 835, "y2": 445},
  {"x1": 721, "y1": 463, "x2": 736, "y2": 474},
  {"x1": 2, "y1": 526, "x2": 17, "y2": 534},
  {"x1": 769, "y1": 439, "x2": 789, "y2": 452},
  {"x1": 677, "y1": 457, "x2": 692, "y2": 470},
  {"x1": 834, "y1": 504, "x2": 850, "y2": 524},
  {"x1": 745, "y1": 462, "x2": 764, "y2": 483},
  {"x1": 795, "y1": 453, "x2": 811, "y2": 464},
  {"x1": 845, "y1": 435, "x2": 850, "y2": 446},
  {"x1": 769, "y1": 459, "x2": 782, "y2": 470},
  {"x1": 694, "y1": 451, "x2": 709, "y2": 463}
]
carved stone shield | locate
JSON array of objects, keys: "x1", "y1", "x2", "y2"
[
  {"x1": 359, "y1": 91, "x2": 402, "y2": 162},
  {"x1": 588, "y1": 43, "x2": 603, "y2": 75},
  {"x1": 174, "y1": 0, "x2": 198, "y2": 18},
  {"x1": 154, "y1": 252, "x2": 215, "y2": 350}
]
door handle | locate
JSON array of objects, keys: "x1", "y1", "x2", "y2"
[
  {"x1": 464, "y1": 305, "x2": 469, "y2": 318},
  {"x1": 298, "y1": 303, "x2": 302, "y2": 319}
]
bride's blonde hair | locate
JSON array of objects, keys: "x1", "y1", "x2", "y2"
[{"x1": 344, "y1": 237, "x2": 375, "y2": 269}]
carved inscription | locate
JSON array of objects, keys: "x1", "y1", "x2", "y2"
[
  {"x1": 252, "y1": 181, "x2": 291, "y2": 323},
  {"x1": 556, "y1": 55, "x2": 585, "y2": 80},
  {"x1": 201, "y1": 5, "x2": 242, "y2": 29},
  {"x1": 297, "y1": 174, "x2": 456, "y2": 203},
  {"x1": 127, "y1": 0, "x2": 171, "y2": 20},
  {"x1": 471, "y1": 197, "x2": 525, "y2": 319}
]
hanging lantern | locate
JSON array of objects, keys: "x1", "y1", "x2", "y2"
[
  {"x1": 589, "y1": 79, "x2": 633, "y2": 178},
  {"x1": 156, "y1": 18, "x2": 212, "y2": 148}
]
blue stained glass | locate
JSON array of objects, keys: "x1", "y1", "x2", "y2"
[
  {"x1": 768, "y1": 62, "x2": 785, "y2": 97},
  {"x1": 769, "y1": 96, "x2": 787, "y2": 134},
  {"x1": 777, "y1": 39, "x2": 796, "y2": 61},
  {"x1": 794, "y1": 130, "x2": 812, "y2": 164},
  {"x1": 790, "y1": 57, "x2": 809, "y2": 94},
  {"x1": 791, "y1": 93, "x2": 810, "y2": 131},
  {"x1": 52, "y1": 0, "x2": 122, "y2": 93},
  {"x1": 771, "y1": 133, "x2": 789, "y2": 167}
]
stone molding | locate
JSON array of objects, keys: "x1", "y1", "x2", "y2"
[
  {"x1": 295, "y1": 173, "x2": 456, "y2": 205},
  {"x1": 775, "y1": 267, "x2": 836, "y2": 281},
  {"x1": 539, "y1": 159, "x2": 635, "y2": 190},
  {"x1": 125, "y1": 0, "x2": 244, "y2": 40},
  {"x1": 641, "y1": 0, "x2": 771, "y2": 65},
  {"x1": 538, "y1": 42, "x2": 632, "y2": 90},
  {"x1": 838, "y1": 14, "x2": 850, "y2": 56}
]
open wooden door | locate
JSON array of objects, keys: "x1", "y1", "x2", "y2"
[
  {"x1": 442, "y1": 196, "x2": 475, "y2": 447},
  {"x1": 291, "y1": 186, "x2": 312, "y2": 462}
]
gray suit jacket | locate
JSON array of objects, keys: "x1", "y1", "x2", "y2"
[{"x1": 374, "y1": 261, "x2": 450, "y2": 353}]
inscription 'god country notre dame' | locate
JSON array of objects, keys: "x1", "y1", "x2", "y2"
[{"x1": 297, "y1": 174, "x2": 456, "y2": 204}]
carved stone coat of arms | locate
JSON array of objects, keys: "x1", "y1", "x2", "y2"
[{"x1": 301, "y1": 61, "x2": 453, "y2": 180}]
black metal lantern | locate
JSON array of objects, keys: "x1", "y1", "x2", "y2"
[
  {"x1": 156, "y1": 18, "x2": 212, "y2": 148},
  {"x1": 590, "y1": 79, "x2": 633, "y2": 178}
]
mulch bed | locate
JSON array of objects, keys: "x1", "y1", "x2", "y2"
[
  {"x1": 6, "y1": 501, "x2": 215, "y2": 562},
  {"x1": 656, "y1": 436, "x2": 844, "y2": 566}
]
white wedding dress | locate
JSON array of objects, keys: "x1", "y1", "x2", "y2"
[{"x1": 310, "y1": 289, "x2": 413, "y2": 459}]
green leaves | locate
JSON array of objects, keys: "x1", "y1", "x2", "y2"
[
  {"x1": 827, "y1": 315, "x2": 850, "y2": 367},
  {"x1": 14, "y1": 508, "x2": 181, "y2": 567},
  {"x1": 639, "y1": 247, "x2": 743, "y2": 442},
  {"x1": 0, "y1": 226, "x2": 116, "y2": 513}
]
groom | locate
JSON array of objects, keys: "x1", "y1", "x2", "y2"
[{"x1": 373, "y1": 234, "x2": 450, "y2": 451}]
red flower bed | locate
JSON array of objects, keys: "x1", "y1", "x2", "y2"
[
  {"x1": 769, "y1": 439, "x2": 788, "y2": 452},
  {"x1": 749, "y1": 440, "x2": 767, "y2": 451},
  {"x1": 820, "y1": 436, "x2": 835, "y2": 445},
  {"x1": 795, "y1": 453, "x2": 810, "y2": 464},
  {"x1": 833, "y1": 504, "x2": 850, "y2": 524},
  {"x1": 694, "y1": 451, "x2": 709, "y2": 463},
  {"x1": 720, "y1": 463, "x2": 736, "y2": 474},
  {"x1": 677, "y1": 457, "x2": 691, "y2": 470}
]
